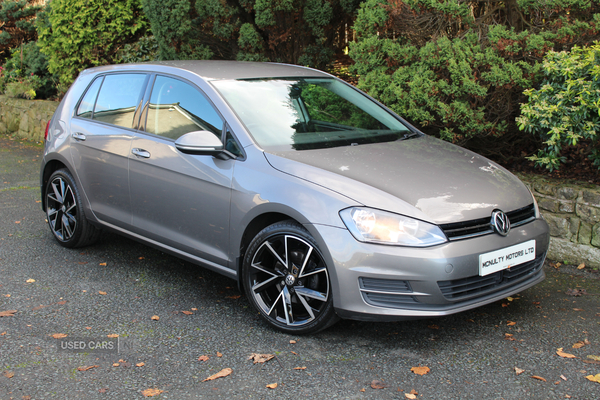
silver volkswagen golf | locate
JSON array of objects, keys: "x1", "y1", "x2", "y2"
[{"x1": 41, "y1": 61, "x2": 550, "y2": 334}]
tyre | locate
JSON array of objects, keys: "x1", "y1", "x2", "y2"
[
  {"x1": 243, "y1": 220, "x2": 339, "y2": 334},
  {"x1": 45, "y1": 169, "x2": 100, "y2": 248}
]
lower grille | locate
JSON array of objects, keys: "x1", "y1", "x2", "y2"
[{"x1": 438, "y1": 254, "x2": 545, "y2": 301}]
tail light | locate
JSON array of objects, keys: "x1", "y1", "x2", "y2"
[{"x1": 44, "y1": 120, "x2": 50, "y2": 141}]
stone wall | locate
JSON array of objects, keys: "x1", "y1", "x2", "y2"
[
  {"x1": 518, "y1": 174, "x2": 600, "y2": 268},
  {"x1": 0, "y1": 97, "x2": 598, "y2": 267},
  {"x1": 0, "y1": 95, "x2": 57, "y2": 142}
]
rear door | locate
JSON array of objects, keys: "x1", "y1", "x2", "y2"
[
  {"x1": 128, "y1": 75, "x2": 236, "y2": 267},
  {"x1": 69, "y1": 73, "x2": 148, "y2": 228}
]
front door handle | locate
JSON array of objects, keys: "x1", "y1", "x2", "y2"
[
  {"x1": 132, "y1": 148, "x2": 151, "y2": 159},
  {"x1": 72, "y1": 132, "x2": 86, "y2": 141}
]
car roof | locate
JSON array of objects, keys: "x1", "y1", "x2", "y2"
[{"x1": 79, "y1": 60, "x2": 331, "y2": 81}]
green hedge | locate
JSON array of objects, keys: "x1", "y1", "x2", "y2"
[{"x1": 518, "y1": 44, "x2": 600, "y2": 171}]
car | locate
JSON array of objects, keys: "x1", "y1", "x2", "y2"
[{"x1": 40, "y1": 60, "x2": 550, "y2": 334}]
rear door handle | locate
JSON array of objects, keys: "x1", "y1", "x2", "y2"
[
  {"x1": 132, "y1": 148, "x2": 151, "y2": 159},
  {"x1": 72, "y1": 132, "x2": 86, "y2": 141}
]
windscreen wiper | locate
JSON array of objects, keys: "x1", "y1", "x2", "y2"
[{"x1": 400, "y1": 132, "x2": 422, "y2": 141}]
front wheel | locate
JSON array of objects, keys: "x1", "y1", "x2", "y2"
[
  {"x1": 45, "y1": 169, "x2": 100, "y2": 248},
  {"x1": 243, "y1": 221, "x2": 338, "y2": 334}
]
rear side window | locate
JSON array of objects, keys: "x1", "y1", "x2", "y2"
[
  {"x1": 145, "y1": 75, "x2": 223, "y2": 140},
  {"x1": 76, "y1": 73, "x2": 147, "y2": 129}
]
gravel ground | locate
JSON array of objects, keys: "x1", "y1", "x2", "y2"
[{"x1": 1, "y1": 136, "x2": 599, "y2": 399}]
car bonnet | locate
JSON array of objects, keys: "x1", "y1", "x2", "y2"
[{"x1": 263, "y1": 135, "x2": 533, "y2": 225}]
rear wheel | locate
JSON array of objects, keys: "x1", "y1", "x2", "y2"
[
  {"x1": 45, "y1": 169, "x2": 100, "y2": 248},
  {"x1": 243, "y1": 221, "x2": 338, "y2": 334}
]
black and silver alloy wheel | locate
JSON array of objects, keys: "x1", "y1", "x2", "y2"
[
  {"x1": 244, "y1": 221, "x2": 338, "y2": 334},
  {"x1": 47, "y1": 174, "x2": 77, "y2": 242},
  {"x1": 45, "y1": 169, "x2": 100, "y2": 248}
]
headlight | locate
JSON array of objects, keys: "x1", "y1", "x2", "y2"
[{"x1": 340, "y1": 207, "x2": 447, "y2": 247}]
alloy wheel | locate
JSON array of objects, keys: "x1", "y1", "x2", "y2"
[{"x1": 248, "y1": 234, "x2": 330, "y2": 327}]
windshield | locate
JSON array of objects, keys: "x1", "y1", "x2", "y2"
[{"x1": 211, "y1": 78, "x2": 411, "y2": 151}]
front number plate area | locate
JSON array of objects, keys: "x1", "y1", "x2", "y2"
[{"x1": 479, "y1": 240, "x2": 536, "y2": 276}]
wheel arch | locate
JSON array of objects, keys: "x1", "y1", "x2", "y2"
[{"x1": 41, "y1": 159, "x2": 68, "y2": 212}]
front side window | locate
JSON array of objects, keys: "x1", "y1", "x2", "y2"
[
  {"x1": 145, "y1": 76, "x2": 223, "y2": 140},
  {"x1": 91, "y1": 74, "x2": 146, "y2": 129},
  {"x1": 212, "y1": 78, "x2": 411, "y2": 151}
]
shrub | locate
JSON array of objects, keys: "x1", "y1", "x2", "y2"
[
  {"x1": 37, "y1": 0, "x2": 149, "y2": 88},
  {"x1": 142, "y1": 0, "x2": 360, "y2": 69},
  {"x1": 117, "y1": 35, "x2": 159, "y2": 63},
  {"x1": 0, "y1": 1, "x2": 43, "y2": 62},
  {"x1": 1, "y1": 41, "x2": 57, "y2": 99},
  {"x1": 350, "y1": 0, "x2": 600, "y2": 146},
  {"x1": 517, "y1": 44, "x2": 600, "y2": 171}
]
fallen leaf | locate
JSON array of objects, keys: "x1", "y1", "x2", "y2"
[
  {"x1": 181, "y1": 311, "x2": 193, "y2": 315},
  {"x1": 151, "y1": 315, "x2": 159, "y2": 321},
  {"x1": 507, "y1": 296, "x2": 514, "y2": 301},
  {"x1": 99, "y1": 262, "x2": 107, "y2": 266},
  {"x1": 0, "y1": 332, "x2": 6, "y2": 336},
  {"x1": 15, "y1": 221, "x2": 21, "y2": 224},
  {"x1": 56, "y1": 301, "x2": 67, "y2": 305},
  {"x1": 226, "y1": 295, "x2": 241, "y2": 299},
  {"x1": 248, "y1": 353, "x2": 274, "y2": 364},
  {"x1": 359, "y1": 388, "x2": 366, "y2": 392},
  {"x1": 98, "y1": 291, "x2": 107, "y2": 295},
  {"x1": 515, "y1": 367, "x2": 525, "y2": 375},
  {"x1": 501, "y1": 303, "x2": 509, "y2": 308},
  {"x1": 3, "y1": 371, "x2": 14, "y2": 378},
  {"x1": 191, "y1": 308, "x2": 197, "y2": 311},
  {"x1": 428, "y1": 324, "x2": 439, "y2": 329},
  {"x1": 573, "y1": 308, "x2": 584, "y2": 311},
  {"x1": 556, "y1": 348, "x2": 577, "y2": 358},
  {"x1": 577, "y1": 263, "x2": 585, "y2": 270},
  {"x1": 553, "y1": 262, "x2": 562, "y2": 269},
  {"x1": 51, "y1": 333, "x2": 67, "y2": 339},
  {"x1": 411, "y1": 366, "x2": 430, "y2": 376},
  {"x1": 198, "y1": 355, "x2": 209, "y2": 362},
  {"x1": 136, "y1": 362, "x2": 145, "y2": 367},
  {"x1": 4, "y1": 294, "x2": 10, "y2": 297},
  {"x1": 0, "y1": 310, "x2": 17, "y2": 317},
  {"x1": 371, "y1": 380, "x2": 387, "y2": 389},
  {"x1": 290, "y1": 340, "x2": 297, "y2": 344},
  {"x1": 505, "y1": 333, "x2": 516, "y2": 341},
  {"x1": 266, "y1": 383, "x2": 278, "y2": 389},
  {"x1": 531, "y1": 375, "x2": 547, "y2": 382},
  {"x1": 141, "y1": 388, "x2": 164, "y2": 397},
  {"x1": 202, "y1": 368, "x2": 232, "y2": 381},
  {"x1": 573, "y1": 341, "x2": 586, "y2": 349},
  {"x1": 566, "y1": 288, "x2": 587, "y2": 296},
  {"x1": 216, "y1": 351, "x2": 222, "y2": 358},
  {"x1": 107, "y1": 334, "x2": 118, "y2": 338},
  {"x1": 507, "y1": 321, "x2": 517, "y2": 326},
  {"x1": 405, "y1": 394, "x2": 417, "y2": 399},
  {"x1": 77, "y1": 365, "x2": 98, "y2": 371},
  {"x1": 291, "y1": 351, "x2": 298, "y2": 355},
  {"x1": 586, "y1": 374, "x2": 600, "y2": 383},
  {"x1": 293, "y1": 366, "x2": 306, "y2": 370},
  {"x1": 561, "y1": 375, "x2": 567, "y2": 381},
  {"x1": 587, "y1": 355, "x2": 600, "y2": 361},
  {"x1": 98, "y1": 388, "x2": 108, "y2": 393},
  {"x1": 26, "y1": 279, "x2": 35, "y2": 283}
]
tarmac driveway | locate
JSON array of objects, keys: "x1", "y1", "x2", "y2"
[{"x1": 1, "y1": 136, "x2": 599, "y2": 399}]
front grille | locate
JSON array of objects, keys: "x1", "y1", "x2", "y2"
[
  {"x1": 438, "y1": 253, "x2": 545, "y2": 301},
  {"x1": 440, "y1": 204, "x2": 536, "y2": 241},
  {"x1": 359, "y1": 277, "x2": 418, "y2": 308}
]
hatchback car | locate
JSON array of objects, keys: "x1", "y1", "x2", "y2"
[{"x1": 41, "y1": 61, "x2": 549, "y2": 334}]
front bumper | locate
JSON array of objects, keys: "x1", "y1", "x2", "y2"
[{"x1": 310, "y1": 219, "x2": 549, "y2": 322}]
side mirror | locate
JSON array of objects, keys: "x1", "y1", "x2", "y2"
[{"x1": 174, "y1": 131, "x2": 234, "y2": 160}]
